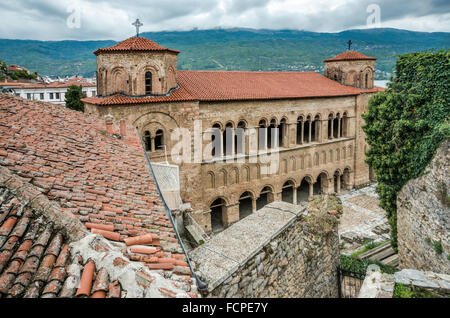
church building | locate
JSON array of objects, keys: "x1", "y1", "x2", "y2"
[{"x1": 82, "y1": 35, "x2": 383, "y2": 234}]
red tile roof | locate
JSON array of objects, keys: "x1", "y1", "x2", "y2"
[
  {"x1": 13, "y1": 80, "x2": 96, "y2": 89},
  {"x1": 94, "y1": 37, "x2": 180, "y2": 55},
  {"x1": 83, "y1": 70, "x2": 380, "y2": 106},
  {"x1": 324, "y1": 51, "x2": 377, "y2": 62},
  {"x1": 0, "y1": 180, "x2": 123, "y2": 298},
  {"x1": 0, "y1": 94, "x2": 193, "y2": 283}
]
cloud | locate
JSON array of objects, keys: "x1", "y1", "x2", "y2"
[{"x1": 0, "y1": 0, "x2": 448, "y2": 40}]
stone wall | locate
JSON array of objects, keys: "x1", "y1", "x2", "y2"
[
  {"x1": 190, "y1": 197, "x2": 341, "y2": 298},
  {"x1": 397, "y1": 140, "x2": 450, "y2": 273}
]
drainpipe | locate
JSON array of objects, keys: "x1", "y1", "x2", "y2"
[{"x1": 138, "y1": 131, "x2": 209, "y2": 294}]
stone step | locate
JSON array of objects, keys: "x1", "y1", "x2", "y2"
[
  {"x1": 381, "y1": 254, "x2": 399, "y2": 267},
  {"x1": 369, "y1": 247, "x2": 396, "y2": 262},
  {"x1": 186, "y1": 225, "x2": 206, "y2": 246},
  {"x1": 357, "y1": 242, "x2": 391, "y2": 259}
]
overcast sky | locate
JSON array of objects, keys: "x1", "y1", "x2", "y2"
[{"x1": 1, "y1": 0, "x2": 449, "y2": 41}]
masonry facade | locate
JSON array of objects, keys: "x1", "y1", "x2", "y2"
[{"x1": 83, "y1": 37, "x2": 382, "y2": 234}]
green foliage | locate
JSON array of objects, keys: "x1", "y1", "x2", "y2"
[
  {"x1": 65, "y1": 85, "x2": 84, "y2": 112},
  {"x1": 0, "y1": 59, "x2": 7, "y2": 80},
  {"x1": 340, "y1": 255, "x2": 397, "y2": 274},
  {"x1": 0, "y1": 28, "x2": 448, "y2": 78},
  {"x1": 433, "y1": 240, "x2": 443, "y2": 255},
  {"x1": 393, "y1": 283, "x2": 414, "y2": 298},
  {"x1": 362, "y1": 50, "x2": 450, "y2": 250},
  {"x1": 393, "y1": 283, "x2": 443, "y2": 298}
]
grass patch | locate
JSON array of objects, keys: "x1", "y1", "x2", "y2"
[
  {"x1": 393, "y1": 283, "x2": 444, "y2": 298},
  {"x1": 351, "y1": 240, "x2": 387, "y2": 258},
  {"x1": 340, "y1": 255, "x2": 397, "y2": 274}
]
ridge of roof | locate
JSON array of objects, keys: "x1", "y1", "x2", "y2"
[
  {"x1": 94, "y1": 37, "x2": 180, "y2": 55},
  {"x1": 83, "y1": 70, "x2": 373, "y2": 106},
  {"x1": 324, "y1": 51, "x2": 377, "y2": 62}
]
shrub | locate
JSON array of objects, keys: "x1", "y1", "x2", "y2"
[{"x1": 362, "y1": 50, "x2": 450, "y2": 250}]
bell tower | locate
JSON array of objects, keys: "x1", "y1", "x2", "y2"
[
  {"x1": 94, "y1": 28, "x2": 180, "y2": 97},
  {"x1": 324, "y1": 47, "x2": 376, "y2": 89}
]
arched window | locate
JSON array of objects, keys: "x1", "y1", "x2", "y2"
[
  {"x1": 297, "y1": 116, "x2": 304, "y2": 145},
  {"x1": 236, "y1": 121, "x2": 246, "y2": 155},
  {"x1": 155, "y1": 129, "x2": 164, "y2": 151},
  {"x1": 144, "y1": 131, "x2": 151, "y2": 151},
  {"x1": 365, "y1": 73, "x2": 369, "y2": 88},
  {"x1": 145, "y1": 72, "x2": 152, "y2": 95},
  {"x1": 212, "y1": 123, "x2": 222, "y2": 158}
]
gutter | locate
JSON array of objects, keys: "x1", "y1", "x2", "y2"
[{"x1": 138, "y1": 132, "x2": 209, "y2": 294}]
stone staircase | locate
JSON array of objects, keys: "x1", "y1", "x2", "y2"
[
  {"x1": 358, "y1": 242, "x2": 399, "y2": 267},
  {"x1": 185, "y1": 214, "x2": 210, "y2": 247}
]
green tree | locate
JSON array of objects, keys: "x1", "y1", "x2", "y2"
[
  {"x1": 65, "y1": 85, "x2": 84, "y2": 112},
  {"x1": 362, "y1": 50, "x2": 450, "y2": 250},
  {"x1": 0, "y1": 60, "x2": 7, "y2": 80}
]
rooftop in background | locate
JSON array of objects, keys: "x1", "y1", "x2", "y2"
[
  {"x1": 83, "y1": 70, "x2": 384, "y2": 106},
  {"x1": 94, "y1": 36, "x2": 180, "y2": 55},
  {"x1": 324, "y1": 51, "x2": 377, "y2": 63},
  {"x1": 0, "y1": 77, "x2": 96, "y2": 89}
]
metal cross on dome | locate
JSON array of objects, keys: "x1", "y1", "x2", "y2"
[
  {"x1": 347, "y1": 40, "x2": 353, "y2": 51},
  {"x1": 132, "y1": 19, "x2": 143, "y2": 37}
]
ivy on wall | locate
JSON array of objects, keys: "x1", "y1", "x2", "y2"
[{"x1": 362, "y1": 50, "x2": 450, "y2": 250}]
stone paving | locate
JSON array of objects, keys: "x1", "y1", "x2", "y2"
[{"x1": 338, "y1": 184, "x2": 391, "y2": 255}]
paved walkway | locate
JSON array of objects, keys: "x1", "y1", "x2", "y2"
[{"x1": 338, "y1": 185, "x2": 391, "y2": 255}]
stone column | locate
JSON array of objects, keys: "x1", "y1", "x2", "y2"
[
  {"x1": 308, "y1": 121, "x2": 312, "y2": 143},
  {"x1": 308, "y1": 182, "x2": 314, "y2": 201},
  {"x1": 151, "y1": 137, "x2": 156, "y2": 152},
  {"x1": 301, "y1": 122, "x2": 305, "y2": 145},
  {"x1": 252, "y1": 198, "x2": 257, "y2": 213},
  {"x1": 336, "y1": 175, "x2": 341, "y2": 194},
  {"x1": 330, "y1": 119, "x2": 334, "y2": 140},
  {"x1": 338, "y1": 118, "x2": 342, "y2": 138},
  {"x1": 292, "y1": 188, "x2": 297, "y2": 205}
]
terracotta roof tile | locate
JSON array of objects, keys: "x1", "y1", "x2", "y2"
[
  {"x1": 94, "y1": 37, "x2": 180, "y2": 55},
  {"x1": 82, "y1": 70, "x2": 377, "y2": 106},
  {"x1": 0, "y1": 94, "x2": 198, "y2": 297},
  {"x1": 324, "y1": 51, "x2": 377, "y2": 62}
]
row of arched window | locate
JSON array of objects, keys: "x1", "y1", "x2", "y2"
[
  {"x1": 210, "y1": 112, "x2": 349, "y2": 158},
  {"x1": 206, "y1": 145, "x2": 353, "y2": 189}
]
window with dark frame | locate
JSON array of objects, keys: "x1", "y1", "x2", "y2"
[{"x1": 145, "y1": 72, "x2": 152, "y2": 95}]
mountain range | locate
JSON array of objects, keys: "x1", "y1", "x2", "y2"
[{"x1": 1, "y1": 28, "x2": 448, "y2": 79}]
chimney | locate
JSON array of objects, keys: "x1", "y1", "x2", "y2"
[
  {"x1": 119, "y1": 120, "x2": 127, "y2": 139},
  {"x1": 105, "y1": 114, "x2": 114, "y2": 135}
]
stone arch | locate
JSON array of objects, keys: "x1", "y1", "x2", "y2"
[
  {"x1": 329, "y1": 150, "x2": 334, "y2": 163},
  {"x1": 239, "y1": 191, "x2": 255, "y2": 220},
  {"x1": 282, "y1": 179, "x2": 296, "y2": 204},
  {"x1": 314, "y1": 171, "x2": 330, "y2": 195},
  {"x1": 256, "y1": 185, "x2": 275, "y2": 210},
  {"x1": 290, "y1": 157, "x2": 296, "y2": 172},
  {"x1": 361, "y1": 66, "x2": 374, "y2": 89},
  {"x1": 300, "y1": 155, "x2": 305, "y2": 170},
  {"x1": 217, "y1": 169, "x2": 227, "y2": 187},
  {"x1": 321, "y1": 151, "x2": 327, "y2": 165},
  {"x1": 209, "y1": 197, "x2": 229, "y2": 233},
  {"x1": 242, "y1": 165, "x2": 251, "y2": 183},
  {"x1": 166, "y1": 65, "x2": 177, "y2": 91},
  {"x1": 314, "y1": 152, "x2": 320, "y2": 167},
  {"x1": 336, "y1": 148, "x2": 341, "y2": 161},
  {"x1": 109, "y1": 66, "x2": 129, "y2": 95},
  {"x1": 229, "y1": 167, "x2": 239, "y2": 185},
  {"x1": 137, "y1": 64, "x2": 162, "y2": 95},
  {"x1": 206, "y1": 171, "x2": 215, "y2": 189},
  {"x1": 305, "y1": 154, "x2": 312, "y2": 168}
]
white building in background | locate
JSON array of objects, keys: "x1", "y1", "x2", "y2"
[{"x1": 0, "y1": 77, "x2": 97, "y2": 106}]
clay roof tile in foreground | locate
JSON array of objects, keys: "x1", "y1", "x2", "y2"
[
  {"x1": 82, "y1": 70, "x2": 379, "y2": 106},
  {"x1": 0, "y1": 94, "x2": 196, "y2": 296},
  {"x1": 94, "y1": 37, "x2": 180, "y2": 55},
  {"x1": 324, "y1": 51, "x2": 377, "y2": 62}
]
